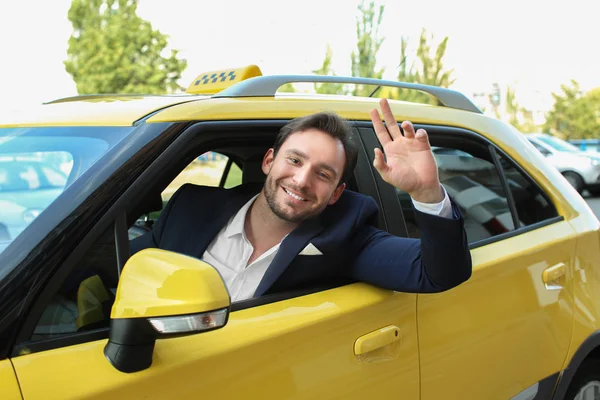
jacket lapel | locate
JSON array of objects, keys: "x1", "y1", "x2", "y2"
[{"x1": 254, "y1": 216, "x2": 324, "y2": 296}]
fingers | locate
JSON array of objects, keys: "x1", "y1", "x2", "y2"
[
  {"x1": 379, "y1": 99, "x2": 402, "y2": 139},
  {"x1": 415, "y1": 128, "x2": 430, "y2": 144},
  {"x1": 373, "y1": 147, "x2": 389, "y2": 177},
  {"x1": 370, "y1": 108, "x2": 392, "y2": 146},
  {"x1": 371, "y1": 98, "x2": 427, "y2": 146},
  {"x1": 401, "y1": 121, "x2": 415, "y2": 139}
]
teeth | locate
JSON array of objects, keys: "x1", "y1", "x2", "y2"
[{"x1": 284, "y1": 188, "x2": 305, "y2": 201}]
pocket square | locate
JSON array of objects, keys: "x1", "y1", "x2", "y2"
[{"x1": 299, "y1": 243, "x2": 323, "y2": 256}]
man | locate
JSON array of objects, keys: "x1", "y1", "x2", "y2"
[{"x1": 131, "y1": 99, "x2": 472, "y2": 301}]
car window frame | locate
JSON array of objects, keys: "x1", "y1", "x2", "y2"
[
  {"x1": 357, "y1": 123, "x2": 564, "y2": 249},
  {"x1": 12, "y1": 119, "x2": 385, "y2": 357}
]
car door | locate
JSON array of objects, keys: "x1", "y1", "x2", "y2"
[
  {"x1": 12, "y1": 285, "x2": 418, "y2": 399},
  {"x1": 372, "y1": 127, "x2": 575, "y2": 399},
  {"x1": 9, "y1": 122, "x2": 420, "y2": 399},
  {"x1": 0, "y1": 360, "x2": 21, "y2": 399}
]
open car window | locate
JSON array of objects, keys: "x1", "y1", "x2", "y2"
[{"x1": 396, "y1": 138, "x2": 558, "y2": 245}]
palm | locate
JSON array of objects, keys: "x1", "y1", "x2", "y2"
[
  {"x1": 381, "y1": 135, "x2": 439, "y2": 193},
  {"x1": 370, "y1": 99, "x2": 443, "y2": 203}
]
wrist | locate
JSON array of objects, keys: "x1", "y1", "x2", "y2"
[{"x1": 409, "y1": 185, "x2": 444, "y2": 204}]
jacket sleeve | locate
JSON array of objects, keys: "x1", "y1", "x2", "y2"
[{"x1": 349, "y1": 199, "x2": 472, "y2": 293}]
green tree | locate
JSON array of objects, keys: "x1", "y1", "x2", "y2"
[
  {"x1": 393, "y1": 29, "x2": 454, "y2": 105},
  {"x1": 544, "y1": 80, "x2": 600, "y2": 139},
  {"x1": 65, "y1": 0, "x2": 187, "y2": 94},
  {"x1": 278, "y1": 84, "x2": 297, "y2": 93},
  {"x1": 350, "y1": 1, "x2": 385, "y2": 97},
  {"x1": 501, "y1": 85, "x2": 539, "y2": 132},
  {"x1": 313, "y1": 45, "x2": 345, "y2": 95}
]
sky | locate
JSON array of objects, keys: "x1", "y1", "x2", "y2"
[{"x1": 1, "y1": 0, "x2": 599, "y2": 117}]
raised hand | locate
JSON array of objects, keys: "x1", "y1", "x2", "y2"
[{"x1": 369, "y1": 98, "x2": 444, "y2": 204}]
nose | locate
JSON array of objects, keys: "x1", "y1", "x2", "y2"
[{"x1": 292, "y1": 165, "x2": 311, "y2": 189}]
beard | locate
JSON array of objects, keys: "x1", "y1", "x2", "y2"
[{"x1": 263, "y1": 174, "x2": 325, "y2": 223}]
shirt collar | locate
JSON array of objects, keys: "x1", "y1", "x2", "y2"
[{"x1": 223, "y1": 193, "x2": 260, "y2": 239}]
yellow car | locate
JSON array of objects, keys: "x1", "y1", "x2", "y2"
[{"x1": 0, "y1": 66, "x2": 599, "y2": 400}]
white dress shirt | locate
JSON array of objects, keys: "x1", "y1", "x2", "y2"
[{"x1": 202, "y1": 187, "x2": 452, "y2": 302}]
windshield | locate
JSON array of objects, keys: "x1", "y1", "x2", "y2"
[
  {"x1": 536, "y1": 135, "x2": 581, "y2": 153},
  {"x1": 0, "y1": 126, "x2": 135, "y2": 254}
]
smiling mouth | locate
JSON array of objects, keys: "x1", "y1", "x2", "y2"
[{"x1": 282, "y1": 187, "x2": 307, "y2": 201}]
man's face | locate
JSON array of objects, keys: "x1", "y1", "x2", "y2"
[{"x1": 262, "y1": 129, "x2": 347, "y2": 223}]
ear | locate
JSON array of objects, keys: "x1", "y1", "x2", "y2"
[
  {"x1": 262, "y1": 148, "x2": 275, "y2": 175},
  {"x1": 328, "y1": 183, "x2": 346, "y2": 205}
]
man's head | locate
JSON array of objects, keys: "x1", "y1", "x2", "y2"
[{"x1": 261, "y1": 112, "x2": 358, "y2": 223}]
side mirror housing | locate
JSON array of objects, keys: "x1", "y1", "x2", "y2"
[{"x1": 104, "y1": 249, "x2": 230, "y2": 373}]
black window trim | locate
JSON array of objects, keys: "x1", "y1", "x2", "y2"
[
  {"x1": 12, "y1": 119, "x2": 384, "y2": 356},
  {"x1": 489, "y1": 144, "x2": 521, "y2": 230},
  {"x1": 352, "y1": 123, "x2": 408, "y2": 237}
]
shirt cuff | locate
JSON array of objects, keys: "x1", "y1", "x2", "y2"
[{"x1": 410, "y1": 185, "x2": 453, "y2": 219}]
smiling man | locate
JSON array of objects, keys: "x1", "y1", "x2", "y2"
[{"x1": 131, "y1": 99, "x2": 472, "y2": 301}]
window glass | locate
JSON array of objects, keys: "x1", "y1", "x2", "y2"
[
  {"x1": 434, "y1": 147, "x2": 515, "y2": 242},
  {"x1": 0, "y1": 151, "x2": 74, "y2": 254},
  {"x1": 32, "y1": 226, "x2": 117, "y2": 340},
  {"x1": 132, "y1": 152, "x2": 243, "y2": 232},
  {"x1": 224, "y1": 162, "x2": 243, "y2": 188},
  {"x1": 162, "y1": 152, "x2": 241, "y2": 204},
  {"x1": 397, "y1": 146, "x2": 514, "y2": 243},
  {"x1": 396, "y1": 144, "x2": 558, "y2": 244},
  {"x1": 497, "y1": 151, "x2": 558, "y2": 225},
  {"x1": 0, "y1": 127, "x2": 132, "y2": 258},
  {"x1": 42, "y1": 166, "x2": 68, "y2": 187}
]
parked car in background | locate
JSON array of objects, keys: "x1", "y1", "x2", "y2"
[
  {"x1": 0, "y1": 158, "x2": 70, "y2": 251},
  {"x1": 525, "y1": 133, "x2": 600, "y2": 195},
  {"x1": 569, "y1": 138, "x2": 600, "y2": 153}
]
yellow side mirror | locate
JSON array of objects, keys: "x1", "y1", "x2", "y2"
[{"x1": 105, "y1": 249, "x2": 231, "y2": 373}]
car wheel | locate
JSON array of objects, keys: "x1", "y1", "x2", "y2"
[
  {"x1": 563, "y1": 171, "x2": 584, "y2": 193},
  {"x1": 587, "y1": 187, "x2": 600, "y2": 197},
  {"x1": 565, "y1": 359, "x2": 600, "y2": 400}
]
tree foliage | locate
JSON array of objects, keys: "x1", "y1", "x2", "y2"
[
  {"x1": 392, "y1": 29, "x2": 454, "y2": 105},
  {"x1": 502, "y1": 85, "x2": 538, "y2": 133},
  {"x1": 313, "y1": 45, "x2": 345, "y2": 95},
  {"x1": 544, "y1": 80, "x2": 600, "y2": 139},
  {"x1": 64, "y1": 0, "x2": 187, "y2": 94},
  {"x1": 350, "y1": 1, "x2": 385, "y2": 97}
]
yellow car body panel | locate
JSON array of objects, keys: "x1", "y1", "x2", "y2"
[
  {"x1": 563, "y1": 212, "x2": 600, "y2": 367},
  {"x1": 418, "y1": 219, "x2": 578, "y2": 398},
  {"x1": 12, "y1": 285, "x2": 419, "y2": 400},
  {"x1": 0, "y1": 360, "x2": 22, "y2": 400},
  {"x1": 112, "y1": 249, "x2": 230, "y2": 318}
]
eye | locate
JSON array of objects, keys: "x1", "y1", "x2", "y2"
[
  {"x1": 318, "y1": 171, "x2": 330, "y2": 180},
  {"x1": 288, "y1": 157, "x2": 300, "y2": 164}
]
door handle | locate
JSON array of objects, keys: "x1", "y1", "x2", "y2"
[
  {"x1": 354, "y1": 325, "x2": 401, "y2": 355},
  {"x1": 542, "y1": 262, "x2": 566, "y2": 290}
]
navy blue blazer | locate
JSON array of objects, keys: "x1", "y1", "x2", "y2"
[{"x1": 130, "y1": 184, "x2": 472, "y2": 296}]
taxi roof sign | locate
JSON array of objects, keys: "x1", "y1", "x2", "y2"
[{"x1": 186, "y1": 65, "x2": 263, "y2": 95}]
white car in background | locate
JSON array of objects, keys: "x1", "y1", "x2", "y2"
[{"x1": 525, "y1": 133, "x2": 600, "y2": 195}]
